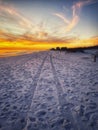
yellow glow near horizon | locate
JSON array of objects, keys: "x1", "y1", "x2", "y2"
[
  {"x1": 0, "y1": 36, "x2": 98, "y2": 50},
  {"x1": 0, "y1": 0, "x2": 98, "y2": 57},
  {"x1": 0, "y1": 38, "x2": 98, "y2": 57}
]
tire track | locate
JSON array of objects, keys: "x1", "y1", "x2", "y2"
[
  {"x1": 52, "y1": 52, "x2": 97, "y2": 130},
  {"x1": 50, "y1": 52, "x2": 98, "y2": 130},
  {"x1": 23, "y1": 53, "x2": 48, "y2": 130},
  {"x1": 26, "y1": 55, "x2": 60, "y2": 130},
  {"x1": 50, "y1": 54, "x2": 79, "y2": 130}
]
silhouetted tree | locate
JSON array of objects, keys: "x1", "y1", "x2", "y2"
[
  {"x1": 50, "y1": 48, "x2": 55, "y2": 51},
  {"x1": 56, "y1": 47, "x2": 61, "y2": 51},
  {"x1": 61, "y1": 47, "x2": 67, "y2": 51}
]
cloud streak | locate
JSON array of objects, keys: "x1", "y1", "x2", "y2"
[
  {"x1": 0, "y1": 4, "x2": 33, "y2": 35},
  {"x1": 54, "y1": 0, "x2": 98, "y2": 33},
  {"x1": 0, "y1": 0, "x2": 98, "y2": 54}
]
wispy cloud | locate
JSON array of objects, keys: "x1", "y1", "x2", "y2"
[
  {"x1": 0, "y1": 0, "x2": 98, "y2": 53},
  {"x1": 54, "y1": 0, "x2": 98, "y2": 33},
  {"x1": 0, "y1": 3, "x2": 33, "y2": 35}
]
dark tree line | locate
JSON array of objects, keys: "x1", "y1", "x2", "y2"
[{"x1": 50, "y1": 45, "x2": 98, "y2": 53}]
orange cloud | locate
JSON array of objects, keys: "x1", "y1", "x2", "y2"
[
  {"x1": 0, "y1": 4, "x2": 33, "y2": 34},
  {"x1": 0, "y1": 0, "x2": 98, "y2": 57},
  {"x1": 66, "y1": 36, "x2": 98, "y2": 48}
]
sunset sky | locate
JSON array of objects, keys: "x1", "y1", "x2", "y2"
[{"x1": 0, "y1": 0, "x2": 98, "y2": 56}]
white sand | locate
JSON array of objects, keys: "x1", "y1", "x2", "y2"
[{"x1": 0, "y1": 51, "x2": 98, "y2": 130}]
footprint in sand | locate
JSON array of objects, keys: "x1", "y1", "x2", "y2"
[
  {"x1": 36, "y1": 110, "x2": 47, "y2": 118},
  {"x1": 89, "y1": 113, "x2": 98, "y2": 127}
]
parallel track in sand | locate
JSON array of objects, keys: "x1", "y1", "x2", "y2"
[
  {"x1": 0, "y1": 51, "x2": 98, "y2": 130},
  {"x1": 23, "y1": 54, "x2": 48, "y2": 130},
  {"x1": 50, "y1": 54, "x2": 79, "y2": 130}
]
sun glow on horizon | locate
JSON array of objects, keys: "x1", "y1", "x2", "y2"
[{"x1": 0, "y1": 0, "x2": 98, "y2": 56}]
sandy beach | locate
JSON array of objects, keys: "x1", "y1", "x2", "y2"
[{"x1": 0, "y1": 51, "x2": 98, "y2": 130}]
